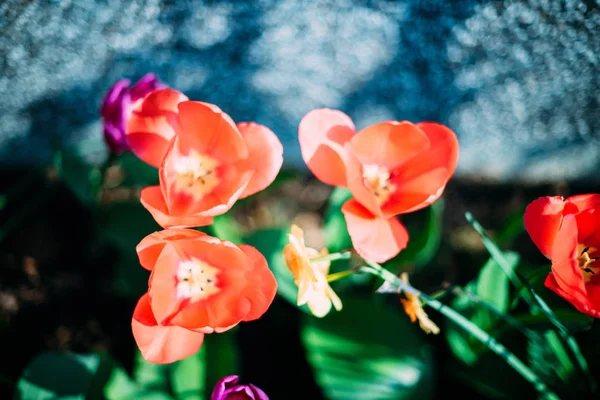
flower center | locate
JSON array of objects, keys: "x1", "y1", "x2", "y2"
[
  {"x1": 363, "y1": 164, "x2": 395, "y2": 205},
  {"x1": 172, "y1": 150, "x2": 220, "y2": 197},
  {"x1": 578, "y1": 244, "x2": 599, "y2": 284},
  {"x1": 176, "y1": 259, "x2": 219, "y2": 302}
]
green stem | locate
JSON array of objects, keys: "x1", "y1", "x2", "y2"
[
  {"x1": 363, "y1": 260, "x2": 560, "y2": 400},
  {"x1": 310, "y1": 251, "x2": 352, "y2": 263},
  {"x1": 326, "y1": 267, "x2": 361, "y2": 283}
]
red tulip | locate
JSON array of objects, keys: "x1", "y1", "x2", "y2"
[
  {"x1": 298, "y1": 109, "x2": 459, "y2": 262},
  {"x1": 132, "y1": 229, "x2": 278, "y2": 363},
  {"x1": 126, "y1": 89, "x2": 283, "y2": 228},
  {"x1": 524, "y1": 194, "x2": 600, "y2": 317}
]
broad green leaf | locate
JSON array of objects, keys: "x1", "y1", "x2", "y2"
[
  {"x1": 170, "y1": 347, "x2": 206, "y2": 400},
  {"x1": 15, "y1": 352, "x2": 102, "y2": 400},
  {"x1": 212, "y1": 214, "x2": 243, "y2": 244},
  {"x1": 301, "y1": 296, "x2": 434, "y2": 400},
  {"x1": 323, "y1": 187, "x2": 353, "y2": 254},
  {"x1": 119, "y1": 152, "x2": 159, "y2": 187},
  {"x1": 385, "y1": 200, "x2": 445, "y2": 271},
  {"x1": 243, "y1": 228, "x2": 310, "y2": 315},
  {"x1": 204, "y1": 330, "x2": 239, "y2": 394},
  {"x1": 134, "y1": 350, "x2": 170, "y2": 392},
  {"x1": 446, "y1": 252, "x2": 519, "y2": 365},
  {"x1": 53, "y1": 150, "x2": 102, "y2": 207},
  {"x1": 95, "y1": 202, "x2": 160, "y2": 298}
]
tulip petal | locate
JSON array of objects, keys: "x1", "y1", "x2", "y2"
[
  {"x1": 524, "y1": 196, "x2": 567, "y2": 259},
  {"x1": 298, "y1": 108, "x2": 355, "y2": 187},
  {"x1": 567, "y1": 194, "x2": 600, "y2": 212},
  {"x1": 237, "y1": 122, "x2": 284, "y2": 199},
  {"x1": 342, "y1": 199, "x2": 409, "y2": 263},
  {"x1": 132, "y1": 293, "x2": 205, "y2": 364},
  {"x1": 140, "y1": 186, "x2": 214, "y2": 229},
  {"x1": 238, "y1": 244, "x2": 278, "y2": 321},
  {"x1": 343, "y1": 143, "x2": 382, "y2": 217},
  {"x1": 126, "y1": 89, "x2": 188, "y2": 167},
  {"x1": 395, "y1": 122, "x2": 460, "y2": 180},
  {"x1": 176, "y1": 101, "x2": 248, "y2": 163},
  {"x1": 383, "y1": 167, "x2": 449, "y2": 216},
  {"x1": 350, "y1": 121, "x2": 430, "y2": 170},
  {"x1": 136, "y1": 229, "x2": 208, "y2": 271}
]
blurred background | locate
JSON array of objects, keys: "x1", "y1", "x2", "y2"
[{"x1": 1, "y1": 0, "x2": 600, "y2": 399}]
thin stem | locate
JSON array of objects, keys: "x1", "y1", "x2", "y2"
[
  {"x1": 363, "y1": 260, "x2": 560, "y2": 400},
  {"x1": 326, "y1": 267, "x2": 361, "y2": 283},
  {"x1": 310, "y1": 251, "x2": 352, "y2": 263},
  {"x1": 449, "y1": 285, "x2": 539, "y2": 340}
]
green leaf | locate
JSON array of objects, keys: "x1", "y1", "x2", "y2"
[
  {"x1": 95, "y1": 202, "x2": 160, "y2": 298},
  {"x1": 119, "y1": 152, "x2": 160, "y2": 187},
  {"x1": 243, "y1": 228, "x2": 311, "y2": 315},
  {"x1": 212, "y1": 214, "x2": 243, "y2": 244},
  {"x1": 323, "y1": 187, "x2": 353, "y2": 253},
  {"x1": 53, "y1": 150, "x2": 102, "y2": 207},
  {"x1": 301, "y1": 296, "x2": 434, "y2": 400},
  {"x1": 204, "y1": 329, "x2": 239, "y2": 393},
  {"x1": 15, "y1": 352, "x2": 102, "y2": 400},
  {"x1": 169, "y1": 347, "x2": 206, "y2": 400},
  {"x1": 446, "y1": 252, "x2": 520, "y2": 365},
  {"x1": 385, "y1": 200, "x2": 445, "y2": 271}
]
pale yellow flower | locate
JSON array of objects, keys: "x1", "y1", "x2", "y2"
[
  {"x1": 399, "y1": 273, "x2": 440, "y2": 334},
  {"x1": 283, "y1": 225, "x2": 342, "y2": 317}
]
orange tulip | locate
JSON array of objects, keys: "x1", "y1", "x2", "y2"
[
  {"x1": 126, "y1": 89, "x2": 283, "y2": 228},
  {"x1": 524, "y1": 194, "x2": 600, "y2": 318},
  {"x1": 132, "y1": 229, "x2": 278, "y2": 363},
  {"x1": 299, "y1": 109, "x2": 459, "y2": 262}
]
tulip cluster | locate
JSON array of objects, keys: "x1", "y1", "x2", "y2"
[{"x1": 102, "y1": 76, "x2": 281, "y2": 365}]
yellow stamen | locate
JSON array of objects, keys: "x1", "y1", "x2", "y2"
[
  {"x1": 363, "y1": 164, "x2": 395, "y2": 205},
  {"x1": 577, "y1": 244, "x2": 599, "y2": 284},
  {"x1": 176, "y1": 259, "x2": 219, "y2": 302},
  {"x1": 169, "y1": 150, "x2": 220, "y2": 198}
]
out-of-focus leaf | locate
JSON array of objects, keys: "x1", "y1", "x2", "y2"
[
  {"x1": 169, "y1": 347, "x2": 206, "y2": 400},
  {"x1": 323, "y1": 187, "x2": 353, "y2": 254},
  {"x1": 495, "y1": 206, "x2": 525, "y2": 248},
  {"x1": 134, "y1": 350, "x2": 170, "y2": 392},
  {"x1": 53, "y1": 150, "x2": 102, "y2": 207},
  {"x1": 515, "y1": 264, "x2": 594, "y2": 331},
  {"x1": 204, "y1": 330, "x2": 239, "y2": 394},
  {"x1": 96, "y1": 202, "x2": 160, "y2": 298},
  {"x1": 212, "y1": 214, "x2": 243, "y2": 244},
  {"x1": 446, "y1": 252, "x2": 519, "y2": 365},
  {"x1": 301, "y1": 296, "x2": 434, "y2": 400},
  {"x1": 119, "y1": 152, "x2": 159, "y2": 187},
  {"x1": 385, "y1": 200, "x2": 445, "y2": 271},
  {"x1": 243, "y1": 228, "x2": 311, "y2": 315},
  {"x1": 15, "y1": 352, "x2": 102, "y2": 400}
]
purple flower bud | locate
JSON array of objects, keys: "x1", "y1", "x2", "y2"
[
  {"x1": 210, "y1": 375, "x2": 269, "y2": 400},
  {"x1": 100, "y1": 73, "x2": 166, "y2": 154}
]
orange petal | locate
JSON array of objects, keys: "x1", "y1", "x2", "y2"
[
  {"x1": 176, "y1": 101, "x2": 248, "y2": 163},
  {"x1": 126, "y1": 89, "x2": 189, "y2": 168},
  {"x1": 165, "y1": 237, "x2": 252, "y2": 331},
  {"x1": 393, "y1": 122, "x2": 460, "y2": 181},
  {"x1": 132, "y1": 293, "x2": 205, "y2": 364},
  {"x1": 136, "y1": 229, "x2": 208, "y2": 271},
  {"x1": 343, "y1": 143, "x2": 382, "y2": 217},
  {"x1": 342, "y1": 199, "x2": 409, "y2": 263},
  {"x1": 524, "y1": 196, "x2": 567, "y2": 259},
  {"x1": 349, "y1": 121, "x2": 430, "y2": 170},
  {"x1": 237, "y1": 122, "x2": 283, "y2": 199},
  {"x1": 383, "y1": 167, "x2": 449, "y2": 216},
  {"x1": 566, "y1": 194, "x2": 600, "y2": 212},
  {"x1": 298, "y1": 108, "x2": 355, "y2": 187},
  {"x1": 238, "y1": 244, "x2": 278, "y2": 321},
  {"x1": 148, "y1": 244, "x2": 185, "y2": 325},
  {"x1": 140, "y1": 186, "x2": 214, "y2": 229}
]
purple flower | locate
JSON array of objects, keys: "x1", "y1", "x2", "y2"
[
  {"x1": 210, "y1": 375, "x2": 269, "y2": 400},
  {"x1": 100, "y1": 73, "x2": 166, "y2": 154}
]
